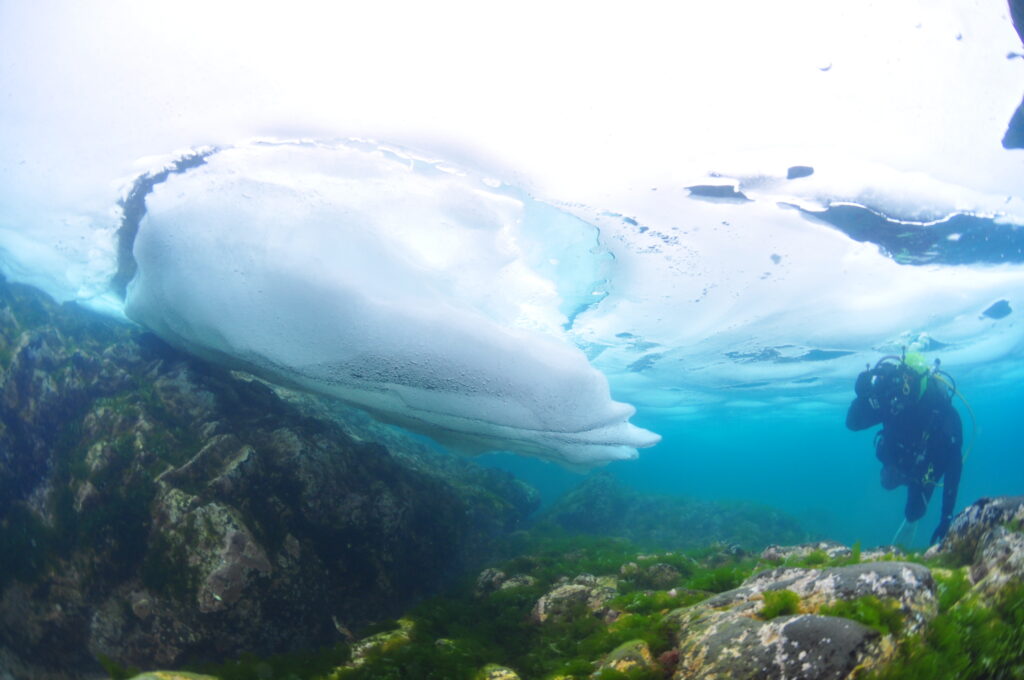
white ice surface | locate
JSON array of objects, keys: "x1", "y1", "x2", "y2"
[
  {"x1": 0, "y1": 1, "x2": 1022, "y2": 464},
  {"x1": 124, "y1": 142, "x2": 657, "y2": 465}
]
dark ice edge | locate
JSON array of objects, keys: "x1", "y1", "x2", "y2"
[
  {"x1": 799, "y1": 202, "x2": 1024, "y2": 266},
  {"x1": 111, "y1": 148, "x2": 219, "y2": 299}
]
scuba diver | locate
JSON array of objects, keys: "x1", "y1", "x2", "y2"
[{"x1": 846, "y1": 352, "x2": 962, "y2": 545}]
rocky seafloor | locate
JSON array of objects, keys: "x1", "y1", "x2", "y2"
[
  {"x1": 120, "y1": 495, "x2": 1024, "y2": 680},
  {"x1": 0, "y1": 277, "x2": 541, "y2": 679},
  {"x1": 0, "y1": 275, "x2": 1022, "y2": 680}
]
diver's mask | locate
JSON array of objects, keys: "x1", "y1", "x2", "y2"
[{"x1": 867, "y1": 364, "x2": 920, "y2": 416}]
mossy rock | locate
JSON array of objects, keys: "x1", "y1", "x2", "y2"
[
  {"x1": 127, "y1": 673, "x2": 220, "y2": 680},
  {"x1": 635, "y1": 562, "x2": 682, "y2": 589},
  {"x1": 346, "y1": 618, "x2": 415, "y2": 667},
  {"x1": 475, "y1": 663, "x2": 522, "y2": 680},
  {"x1": 596, "y1": 639, "x2": 655, "y2": 674},
  {"x1": 531, "y1": 576, "x2": 619, "y2": 624}
]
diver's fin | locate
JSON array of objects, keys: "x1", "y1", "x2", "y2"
[{"x1": 892, "y1": 519, "x2": 918, "y2": 548}]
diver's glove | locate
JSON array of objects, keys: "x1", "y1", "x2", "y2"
[
  {"x1": 931, "y1": 515, "x2": 952, "y2": 545},
  {"x1": 855, "y1": 370, "x2": 875, "y2": 397}
]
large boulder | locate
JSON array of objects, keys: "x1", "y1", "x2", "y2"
[
  {"x1": 0, "y1": 277, "x2": 539, "y2": 678},
  {"x1": 674, "y1": 612, "x2": 880, "y2": 680},
  {"x1": 759, "y1": 541, "x2": 853, "y2": 563},
  {"x1": 595, "y1": 639, "x2": 658, "y2": 676},
  {"x1": 126, "y1": 674, "x2": 218, "y2": 680},
  {"x1": 475, "y1": 665, "x2": 521, "y2": 680},
  {"x1": 530, "y1": 574, "x2": 619, "y2": 624},
  {"x1": 929, "y1": 496, "x2": 1024, "y2": 564},
  {"x1": 928, "y1": 495, "x2": 1024, "y2": 602},
  {"x1": 667, "y1": 561, "x2": 937, "y2": 680},
  {"x1": 970, "y1": 525, "x2": 1024, "y2": 600},
  {"x1": 282, "y1": 531, "x2": 1024, "y2": 680}
]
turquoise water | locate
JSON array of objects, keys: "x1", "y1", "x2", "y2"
[{"x1": 484, "y1": 377, "x2": 1023, "y2": 550}]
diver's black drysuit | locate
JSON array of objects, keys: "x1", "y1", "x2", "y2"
[{"x1": 845, "y1": 363, "x2": 963, "y2": 544}]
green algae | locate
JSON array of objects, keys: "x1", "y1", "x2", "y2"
[
  {"x1": 141, "y1": 522, "x2": 200, "y2": 600},
  {"x1": 499, "y1": 528, "x2": 641, "y2": 581},
  {"x1": 591, "y1": 668, "x2": 664, "y2": 680},
  {"x1": 0, "y1": 504, "x2": 58, "y2": 588},
  {"x1": 935, "y1": 568, "x2": 971, "y2": 614},
  {"x1": 5, "y1": 368, "x2": 202, "y2": 592},
  {"x1": 51, "y1": 430, "x2": 158, "y2": 580},
  {"x1": 686, "y1": 564, "x2": 749, "y2": 593},
  {"x1": 107, "y1": 525, "x2": 1024, "y2": 680},
  {"x1": 128, "y1": 673, "x2": 220, "y2": 680},
  {"x1": 98, "y1": 654, "x2": 142, "y2": 680},
  {"x1": 759, "y1": 589, "x2": 801, "y2": 620},
  {"x1": 776, "y1": 542, "x2": 863, "y2": 570},
  {"x1": 193, "y1": 645, "x2": 351, "y2": 680},
  {"x1": 819, "y1": 595, "x2": 904, "y2": 636},
  {"x1": 609, "y1": 589, "x2": 703, "y2": 615},
  {"x1": 179, "y1": 534, "x2": 757, "y2": 680},
  {"x1": 799, "y1": 549, "x2": 830, "y2": 566},
  {"x1": 867, "y1": 585, "x2": 1024, "y2": 680}
]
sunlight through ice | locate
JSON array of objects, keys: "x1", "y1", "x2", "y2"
[{"x1": 0, "y1": 0, "x2": 1022, "y2": 463}]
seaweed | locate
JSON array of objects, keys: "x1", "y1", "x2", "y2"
[
  {"x1": 146, "y1": 527, "x2": 1024, "y2": 680},
  {"x1": 193, "y1": 644, "x2": 350, "y2": 680},
  {"x1": 934, "y1": 568, "x2": 971, "y2": 614},
  {"x1": 759, "y1": 589, "x2": 801, "y2": 620},
  {"x1": 868, "y1": 585, "x2": 1024, "y2": 679},
  {"x1": 610, "y1": 590, "x2": 703, "y2": 616},
  {"x1": 819, "y1": 595, "x2": 904, "y2": 636},
  {"x1": 97, "y1": 654, "x2": 141, "y2": 680},
  {"x1": 141, "y1": 525, "x2": 200, "y2": 600},
  {"x1": 591, "y1": 668, "x2": 664, "y2": 680},
  {"x1": 0, "y1": 503, "x2": 58, "y2": 588},
  {"x1": 312, "y1": 533, "x2": 716, "y2": 680},
  {"x1": 686, "y1": 564, "x2": 748, "y2": 593},
  {"x1": 800, "y1": 549, "x2": 829, "y2": 566}
]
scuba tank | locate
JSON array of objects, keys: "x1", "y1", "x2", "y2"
[{"x1": 866, "y1": 348, "x2": 974, "y2": 452}]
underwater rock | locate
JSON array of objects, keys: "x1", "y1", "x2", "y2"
[
  {"x1": 760, "y1": 541, "x2": 852, "y2": 563},
  {"x1": 667, "y1": 560, "x2": 937, "y2": 679},
  {"x1": 474, "y1": 568, "x2": 537, "y2": 596},
  {"x1": 126, "y1": 673, "x2": 219, "y2": 680},
  {"x1": 497, "y1": 575, "x2": 537, "y2": 591},
  {"x1": 475, "y1": 568, "x2": 510, "y2": 596},
  {"x1": 761, "y1": 541, "x2": 906, "y2": 565},
  {"x1": 530, "y1": 574, "x2": 619, "y2": 624},
  {"x1": 741, "y1": 562, "x2": 935, "y2": 630},
  {"x1": 969, "y1": 525, "x2": 1024, "y2": 600},
  {"x1": 187, "y1": 535, "x2": 1024, "y2": 679},
  {"x1": 858, "y1": 546, "x2": 906, "y2": 561},
  {"x1": 929, "y1": 495, "x2": 1024, "y2": 565},
  {"x1": 636, "y1": 562, "x2": 684, "y2": 589},
  {"x1": 343, "y1": 618, "x2": 415, "y2": 670},
  {"x1": 530, "y1": 583, "x2": 597, "y2": 624},
  {"x1": 923, "y1": 496, "x2": 1024, "y2": 604},
  {"x1": 0, "y1": 276, "x2": 540, "y2": 677},
  {"x1": 595, "y1": 639, "x2": 656, "y2": 676},
  {"x1": 674, "y1": 611, "x2": 880, "y2": 680},
  {"x1": 474, "y1": 664, "x2": 522, "y2": 680},
  {"x1": 543, "y1": 472, "x2": 632, "y2": 534}
]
